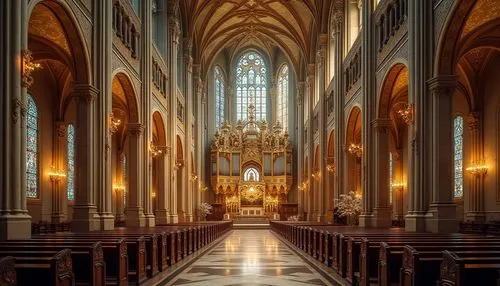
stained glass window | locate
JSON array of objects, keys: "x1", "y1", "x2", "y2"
[
  {"x1": 453, "y1": 116, "x2": 464, "y2": 198},
  {"x1": 122, "y1": 155, "x2": 127, "y2": 207},
  {"x1": 243, "y1": 168, "x2": 259, "y2": 182},
  {"x1": 215, "y1": 66, "x2": 225, "y2": 128},
  {"x1": 389, "y1": 152, "x2": 393, "y2": 204},
  {"x1": 26, "y1": 94, "x2": 39, "y2": 199},
  {"x1": 67, "y1": 124, "x2": 75, "y2": 201},
  {"x1": 236, "y1": 51, "x2": 267, "y2": 121},
  {"x1": 277, "y1": 65, "x2": 289, "y2": 131}
]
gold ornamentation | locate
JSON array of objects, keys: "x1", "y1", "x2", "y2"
[
  {"x1": 397, "y1": 104, "x2": 414, "y2": 125},
  {"x1": 347, "y1": 143, "x2": 363, "y2": 158},
  {"x1": 48, "y1": 165, "x2": 66, "y2": 182},
  {"x1": 22, "y1": 49, "x2": 42, "y2": 88},
  {"x1": 466, "y1": 161, "x2": 488, "y2": 176},
  {"x1": 108, "y1": 112, "x2": 121, "y2": 134}
]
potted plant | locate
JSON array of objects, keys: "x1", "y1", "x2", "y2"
[{"x1": 197, "y1": 202, "x2": 213, "y2": 221}]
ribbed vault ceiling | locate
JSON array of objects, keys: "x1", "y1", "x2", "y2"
[{"x1": 181, "y1": 0, "x2": 331, "y2": 75}]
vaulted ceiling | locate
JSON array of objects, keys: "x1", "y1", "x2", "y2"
[{"x1": 181, "y1": 0, "x2": 331, "y2": 77}]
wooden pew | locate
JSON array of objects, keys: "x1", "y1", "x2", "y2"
[
  {"x1": 0, "y1": 256, "x2": 16, "y2": 286},
  {"x1": 0, "y1": 241, "x2": 105, "y2": 286},
  {"x1": 439, "y1": 250, "x2": 500, "y2": 286},
  {"x1": 13, "y1": 249, "x2": 74, "y2": 286},
  {"x1": 1, "y1": 239, "x2": 127, "y2": 286}
]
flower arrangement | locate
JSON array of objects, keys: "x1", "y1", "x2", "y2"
[
  {"x1": 336, "y1": 191, "x2": 362, "y2": 225},
  {"x1": 197, "y1": 202, "x2": 213, "y2": 219}
]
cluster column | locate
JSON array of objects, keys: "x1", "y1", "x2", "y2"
[
  {"x1": 51, "y1": 122, "x2": 68, "y2": 223},
  {"x1": 296, "y1": 82, "x2": 305, "y2": 217},
  {"x1": 184, "y1": 38, "x2": 194, "y2": 222},
  {"x1": 427, "y1": 75, "x2": 458, "y2": 233},
  {"x1": 372, "y1": 119, "x2": 392, "y2": 227},
  {"x1": 72, "y1": 84, "x2": 99, "y2": 232},
  {"x1": 465, "y1": 112, "x2": 486, "y2": 221},
  {"x1": 125, "y1": 123, "x2": 146, "y2": 227}
]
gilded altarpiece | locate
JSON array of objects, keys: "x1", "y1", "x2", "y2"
[{"x1": 210, "y1": 103, "x2": 292, "y2": 217}]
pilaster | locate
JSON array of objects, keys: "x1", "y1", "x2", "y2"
[
  {"x1": 371, "y1": 118, "x2": 392, "y2": 227},
  {"x1": 125, "y1": 123, "x2": 146, "y2": 227}
]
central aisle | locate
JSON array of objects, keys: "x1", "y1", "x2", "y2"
[{"x1": 166, "y1": 230, "x2": 333, "y2": 286}]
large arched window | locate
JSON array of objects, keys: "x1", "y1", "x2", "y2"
[
  {"x1": 453, "y1": 116, "x2": 464, "y2": 198},
  {"x1": 215, "y1": 66, "x2": 225, "y2": 128},
  {"x1": 277, "y1": 64, "x2": 289, "y2": 130},
  {"x1": 26, "y1": 94, "x2": 39, "y2": 199},
  {"x1": 67, "y1": 124, "x2": 75, "y2": 201},
  {"x1": 236, "y1": 51, "x2": 267, "y2": 121},
  {"x1": 243, "y1": 167, "x2": 260, "y2": 182}
]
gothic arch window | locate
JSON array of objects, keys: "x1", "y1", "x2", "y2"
[
  {"x1": 277, "y1": 64, "x2": 289, "y2": 130},
  {"x1": 67, "y1": 124, "x2": 75, "y2": 201},
  {"x1": 26, "y1": 94, "x2": 39, "y2": 199},
  {"x1": 215, "y1": 66, "x2": 225, "y2": 128},
  {"x1": 453, "y1": 115, "x2": 464, "y2": 198},
  {"x1": 235, "y1": 51, "x2": 267, "y2": 121},
  {"x1": 243, "y1": 167, "x2": 260, "y2": 182}
]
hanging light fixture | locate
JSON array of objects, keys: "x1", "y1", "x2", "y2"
[
  {"x1": 22, "y1": 49, "x2": 42, "y2": 87},
  {"x1": 397, "y1": 103, "x2": 414, "y2": 125},
  {"x1": 109, "y1": 112, "x2": 121, "y2": 134},
  {"x1": 347, "y1": 143, "x2": 363, "y2": 158}
]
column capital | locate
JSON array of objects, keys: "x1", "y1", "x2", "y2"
[
  {"x1": 168, "y1": 19, "x2": 181, "y2": 45},
  {"x1": 55, "y1": 121, "x2": 68, "y2": 138},
  {"x1": 127, "y1": 123, "x2": 144, "y2": 136},
  {"x1": 185, "y1": 55, "x2": 193, "y2": 73},
  {"x1": 371, "y1": 118, "x2": 392, "y2": 131},
  {"x1": 427, "y1": 75, "x2": 458, "y2": 96},
  {"x1": 71, "y1": 84, "x2": 98, "y2": 103},
  {"x1": 467, "y1": 112, "x2": 481, "y2": 131}
]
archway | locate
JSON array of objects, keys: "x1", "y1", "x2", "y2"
[
  {"x1": 110, "y1": 72, "x2": 140, "y2": 226},
  {"x1": 378, "y1": 63, "x2": 409, "y2": 225},
  {"x1": 345, "y1": 107, "x2": 362, "y2": 195},
  {"x1": 435, "y1": 0, "x2": 500, "y2": 223},
  {"x1": 26, "y1": 1, "x2": 90, "y2": 227},
  {"x1": 152, "y1": 111, "x2": 167, "y2": 223},
  {"x1": 176, "y1": 135, "x2": 185, "y2": 221}
]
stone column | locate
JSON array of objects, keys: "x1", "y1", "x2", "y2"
[
  {"x1": 167, "y1": 0, "x2": 180, "y2": 223},
  {"x1": 142, "y1": 0, "x2": 155, "y2": 227},
  {"x1": 465, "y1": 112, "x2": 486, "y2": 221},
  {"x1": 359, "y1": 0, "x2": 376, "y2": 227},
  {"x1": 0, "y1": 0, "x2": 31, "y2": 240},
  {"x1": 155, "y1": 151, "x2": 169, "y2": 224},
  {"x1": 194, "y1": 66, "x2": 204, "y2": 219},
  {"x1": 183, "y1": 38, "x2": 194, "y2": 222},
  {"x1": 296, "y1": 82, "x2": 305, "y2": 216},
  {"x1": 372, "y1": 119, "x2": 392, "y2": 227},
  {"x1": 125, "y1": 123, "x2": 146, "y2": 227},
  {"x1": 316, "y1": 39, "x2": 328, "y2": 222},
  {"x1": 95, "y1": 0, "x2": 114, "y2": 231},
  {"x1": 51, "y1": 122, "x2": 68, "y2": 223},
  {"x1": 426, "y1": 75, "x2": 458, "y2": 233},
  {"x1": 306, "y1": 70, "x2": 315, "y2": 221},
  {"x1": 72, "y1": 84, "x2": 99, "y2": 232},
  {"x1": 406, "y1": 0, "x2": 433, "y2": 232}
]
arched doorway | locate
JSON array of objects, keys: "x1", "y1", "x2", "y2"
[
  {"x1": 345, "y1": 107, "x2": 362, "y2": 196},
  {"x1": 25, "y1": 1, "x2": 90, "y2": 232},
  {"x1": 377, "y1": 63, "x2": 409, "y2": 225}
]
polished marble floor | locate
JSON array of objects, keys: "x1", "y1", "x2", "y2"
[{"x1": 165, "y1": 230, "x2": 333, "y2": 286}]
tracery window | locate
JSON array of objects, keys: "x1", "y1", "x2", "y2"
[
  {"x1": 277, "y1": 64, "x2": 289, "y2": 130},
  {"x1": 67, "y1": 124, "x2": 75, "y2": 201},
  {"x1": 453, "y1": 116, "x2": 464, "y2": 198},
  {"x1": 236, "y1": 51, "x2": 267, "y2": 121},
  {"x1": 215, "y1": 66, "x2": 225, "y2": 128},
  {"x1": 243, "y1": 167, "x2": 260, "y2": 182},
  {"x1": 26, "y1": 94, "x2": 39, "y2": 199}
]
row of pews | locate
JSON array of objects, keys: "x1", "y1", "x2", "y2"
[
  {"x1": 0, "y1": 221, "x2": 232, "y2": 286},
  {"x1": 271, "y1": 221, "x2": 500, "y2": 286}
]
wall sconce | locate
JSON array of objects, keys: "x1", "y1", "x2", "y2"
[
  {"x1": 326, "y1": 164, "x2": 336, "y2": 173},
  {"x1": 391, "y1": 182, "x2": 406, "y2": 190},
  {"x1": 312, "y1": 170, "x2": 321, "y2": 181},
  {"x1": 397, "y1": 104, "x2": 414, "y2": 125},
  {"x1": 466, "y1": 161, "x2": 488, "y2": 176},
  {"x1": 22, "y1": 49, "x2": 42, "y2": 88},
  {"x1": 109, "y1": 112, "x2": 121, "y2": 134},
  {"x1": 298, "y1": 181, "x2": 309, "y2": 192},
  {"x1": 48, "y1": 165, "x2": 66, "y2": 182},
  {"x1": 198, "y1": 182, "x2": 208, "y2": 192},
  {"x1": 355, "y1": 191, "x2": 362, "y2": 199},
  {"x1": 149, "y1": 142, "x2": 163, "y2": 157},
  {"x1": 190, "y1": 173, "x2": 198, "y2": 182},
  {"x1": 347, "y1": 143, "x2": 363, "y2": 158},
  {"x1": 151, "y1": 191, "x2": 157, "y2": 198},
  {"x1": 113, "y1": 183, "x2": 125, "y2": 193}
]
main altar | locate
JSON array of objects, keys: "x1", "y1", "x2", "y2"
[{"x1": 210, "y1": 100, "x2": 292, "y2": 219}]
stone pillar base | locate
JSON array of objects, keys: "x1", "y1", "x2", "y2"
[
  {"x1": 145, "y1": 215, "x2": 156, "y2": 227},
  {"x1": 372, "y1": 207, "x2": 392, "y2": 228},
  {"x1": 185, "y1": 213, "x2": 194, "y2": 222},
  {"x1": 405, "y1": 213, "x2": 427, "y2": 232},
  {"x1": 168, "y1": 214, "x2": 179, "y2": 224},
  {"x1": 0, "y1": 214, "x2": 32, "y2": 240},
  {"x1": 155, "y1": 210, "x2": 169, "y2": 225},
  {"x1": 316, "y1": 214, "x2": 325, "y2": 223},
  {"x1": 465, "y1": 212, "x2": 486, "y2": 223},
  {"x1": 125, "y1": 207, "x2": 146, "y2": 227},
  {"x1": 99, "y1": 214, "x2": 115, "y2": 230},
  {"x1": 359, "y1": 213, "x2": 375, "y2": 227},
  {"x1": 425, "y1": 203, "x2": 458, "y2": 233},
  {"x1": 72, "y1": 205, "x2": 99, "y2": 232}
]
